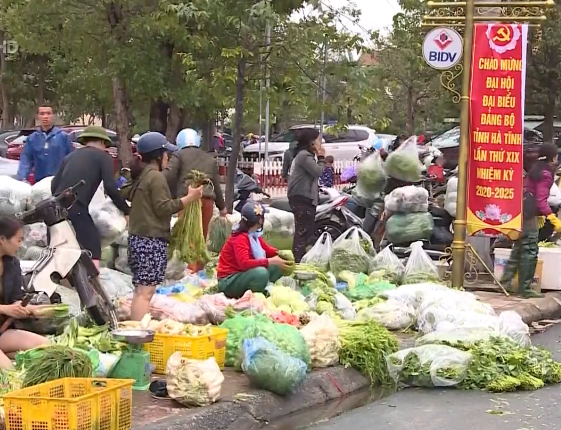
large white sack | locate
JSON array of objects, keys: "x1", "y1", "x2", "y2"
[{"x1": 0, "y1": 176, "x2": 32, "y2": 215}]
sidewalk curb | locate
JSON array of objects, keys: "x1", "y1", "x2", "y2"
[{"x1": 140, "y1": 366, "x2": 370, "y2": 430}]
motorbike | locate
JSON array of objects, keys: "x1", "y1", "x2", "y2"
[
  {"x1": 16, "y1": 180, "x2": 118, "y2": 328},
  {"x1": 233, "y1": 169, "x2": 270, "y2": 213}
]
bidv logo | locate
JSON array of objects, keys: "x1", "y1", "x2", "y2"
[
  {"x1": 423, "y1": 27, "x2": 463, "y2": 70},
  {"x1": 1, "y1": 40, "x2": 18, "y2": 55}
]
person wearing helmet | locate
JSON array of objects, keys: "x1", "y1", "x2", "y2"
[
  {"x1": 122, "y1": 132, "x2": 203, "y2": 320},
  {"x1": 165, "y1": 128, "x2": 226, "y2": 246},
  {"x1": 217, "y1": 201, "x2": 290, "y2": 299},
  {"x1": 51, "y1": 126, "x2": 130, "y2": 269}
]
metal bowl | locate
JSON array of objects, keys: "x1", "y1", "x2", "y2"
[
  {"x1": 294, "y1": 271, "x2": 317, "y2": 281},
  {"x1": 111, "y1": 329, "x2": 155, "y2": 344}
]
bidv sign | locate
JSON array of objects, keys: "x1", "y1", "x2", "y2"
[{"x1": 422, "y1": 28, "x2": 463, "y2": 70}]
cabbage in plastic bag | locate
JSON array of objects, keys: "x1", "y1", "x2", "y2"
[
  {"x1": 241, "y1": 337, "x2": 307, "y2": 395},
  {"x1": 356, "y1": 152, "x2": 386, "y2": 195},
  {"x1": 330, "y1": 227, "x2": 374, "y2": 277},
  {"x1": 385, "y1": 186, "x2": 429, "y2": 214},
  {"x1": 28, "y1": 176, "x2": 53, "y2": 208},
  {"x1": 91, "y1": 198, "x2": 127, "y2": 246},
  {"x1": 386, "y1": 344, "x2": 472, "y2": 387},
  {"x1": 385, "y1": 213, "x2": 434, "y2": 244},
  {"x1": 385, "y1": 138, "x2": 423, "y2": 183},
  {"x1": 301, "y1": 232, "x2": 333, "y2": 271},
  {"x1": 402, "y1": 241, "x2": 440, "y2": 284},
  {"x1": 0, "y1": 176, "x2": 32, "y2": 215}
]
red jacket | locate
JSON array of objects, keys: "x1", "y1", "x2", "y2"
[{"x1": 217, "y1": 232, "x2": 278, "y2": 279}]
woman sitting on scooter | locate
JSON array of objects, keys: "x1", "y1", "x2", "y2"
[
  {"x1": 0, "y1": 216, "x2": 49, "y2": 369},
  {"x1": 217, "y1": 201, "x2": 290, "y2": 299}
]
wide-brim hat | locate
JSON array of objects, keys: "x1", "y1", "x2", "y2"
[{"x1": 78, "y1": 126, "x2": 112, "y2": 144}]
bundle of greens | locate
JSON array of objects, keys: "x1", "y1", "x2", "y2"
[
  {"x1": 330, "y1": 228, "x2": 373, "y2": 277},
  {"x1": 169, "y1": 170, "x2": 210, "y2": 265},
  {"x1": 278, "y1": 249, "x2": 295, "y2": 275},
  {"x1": 207, "y1": 216, "x2": 232, "y2": 253},
  {"x1": 356, "y1": 153, "x2": 387, "y2": 195},
  {"x1": 336, "y1": 319, "x2": 399, "y2": 386},
  {"x1": 370, "y1": 247, "x2": 405, "y2": 284},
  {"x1": 17, "y1": 345, "x2": 93, "y2": 387}
]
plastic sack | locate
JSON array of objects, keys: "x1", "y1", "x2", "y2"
[
  {"x1": 275, "y1": 276, "x2": 298, "y2": 290},
  {"x1": 402, "y1": 241, "x2": 440, "y2": 284},
  {"x1": 241, "y1": 337, "x2": 307, "y2": 395},
  {"x1": 498, "y1": 311, "x2": 531, "y2": 347},
  {"x1": 28, "y1": 176, "x2": 53, "y2": 208},
  {"x1": 220, "y1": 314, "x2": 257, "y2": 367},
  {"x1": 385, "y1": 138, "x2": 423, "y2": 182},
  {"x1": 166, "y1": 353, "x2": 224, "y2": 406},
  {"x1": 91, "y1": 198, "x2": 127, "y2": 246},
  {"x1": 166, "y1": 252, "x2": 187, "y2": 281},
  {"x1": 330, "y1": 227, "x2": 374, "y2": 277},
  {"x1": 385, "y1": 186, "x2": 429, "y2": 214},
  {"x1": 370, "y1": 246, "x2": 405, "y2": 283},
  {"x1": 417, "y1": 289, "x2": 495, "y2": 317},
  {"x1": 208, "y1": 216, "x2": 233, "y2": 253},
  {"x1": 0, "y1": 176, "x2": 32, "y2": 215},
  {"x1": 98, "y1": 268, "x2": 134, "y2": 299},
  {"x1": 356, "y1": 152, "x2": 387, "y2": 195},
  {"x1": 95, "y1": 352, "x2": 120, "y2": 377},
  {"x1": 386, "y1": 344, "x2": 472, "y2": 387},
  {"x1": 341, "y1": 164, "x2": 357, "y2": 183},
  {"x1": 381, "y1": 282, "x2": 449, "y2": 309},
  {"x1": 23, "y1": 223, "x2": 47, "y2": 248},
  {"x1": 300, "y1": 314, "x2": 339, "y2": 368},
  {"x1": 114, "y1": 230, "x2": 128, "y2": 247},
  {"x1": 334, "y1": 292, "x2": 356, "y2": 320},
  {"x1": 357, "y1": 299, "x2": 416, "y2": 331},
  {"x1": 301, "y1": 232, "x2": 333, "y2": 271},
  {"x1": 445, "y1": 176, "x2": 458, "y2": 217},
  {"x1": 114, "y1": 246, "x2": 132, "y2": 275},
  {"x1": 417, "y1": 307, "x2": 500, "y2": 335},
  {"x1": 22, "y1": 246, "x2": 45, "y2": 261},
  {"x1": 549, "y1": 183, "x2": 561, "y2": 207},
  {"x1": 385, "y1": 212, "x2": 434, "y2": 244},
  {"x1": 415, "y1": 327, "x2": 508, "y2": 347}
]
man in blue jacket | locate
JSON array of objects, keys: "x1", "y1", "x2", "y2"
[{"x1": 17, "y1": 105, "x2": 74, "y2": 182}]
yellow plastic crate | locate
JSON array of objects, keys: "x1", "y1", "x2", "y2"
[
  {"x1": 144, "y1": 327, "x2": 228, "y2": 374},
  {"x1": 4, "y1": 378, "x2": 133, "y2": 430}
]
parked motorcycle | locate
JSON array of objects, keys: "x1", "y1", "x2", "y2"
[{"x1": 16, "y1": 181, "x2": 118, "y2": 328}]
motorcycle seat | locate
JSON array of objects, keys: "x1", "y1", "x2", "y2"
[{"x1": 269, "y1": 194, "x2": 331, "y2": 213}]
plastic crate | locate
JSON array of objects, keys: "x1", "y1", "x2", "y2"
[
  {"x1": 144, "y1": 327, "x2": 228, "y2": 374},
  {"x1": 4, "y1": 378, "x2": 133, "y2": 430}
]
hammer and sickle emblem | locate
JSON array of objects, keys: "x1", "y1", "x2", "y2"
[{"x1": 493, "y1": 26, "x2": 511, "y2": 42}]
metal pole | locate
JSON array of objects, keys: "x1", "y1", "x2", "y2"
[
  {"x1": 450, "y1": 0, "x2": 475, "y2": 289},
  {"x1": 258, "y1": 80, "x2": 263, "y2": 156},
  {"x1": 319, "y1": 42, "x2": 327, "y2": 136},
  {"x1": 264, "y1": 22, "x2": 271, "y2": 160}
]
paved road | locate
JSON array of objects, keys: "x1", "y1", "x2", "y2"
[{"x1": 308, "y1": 326, "x2": 561, "y2": 430}]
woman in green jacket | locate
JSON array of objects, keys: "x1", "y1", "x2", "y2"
[{"x1": 123, "y1": 132, "x2": 203, "y2": 320}]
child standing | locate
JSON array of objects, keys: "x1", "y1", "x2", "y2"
[{"x1": 319, "y1": 155, "x2": 335, "y2": 187}]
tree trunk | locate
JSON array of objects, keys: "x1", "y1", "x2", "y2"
[
  {"x1": 0, "y1": 31, "x2": 10, "y2": 130},
  {"x1": 112, "y1": 76, "x2": 133, "y2": 167},
  {"x1": 149, "y1": 100, "x2": 168, "y2": 134},
  {"x1": 226, "y1": 56, "x2": 247, "y2": 212},
  {"x1": 179, "y1": 109, "x2": 190, "y2": 130},
  {"x1": 101, "y1": 107, "x2": 107, "y2": 127},
  {"x1": 543, "y1": 92, "x2": 556, "y2": 143},
  {"x1": 406, "y1": 87, "x2": 415, "y2": 135},
  {"x1": 166, "y1": 103, "x2": 182, "y2": 143}
]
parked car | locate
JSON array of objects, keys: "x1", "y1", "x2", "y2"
[
  {"x1": 242, "y1": 124, "x2": 378, "y2": 161},
  {"x1": 430, "y1": 126, "x2": 544, "y2": 171}
]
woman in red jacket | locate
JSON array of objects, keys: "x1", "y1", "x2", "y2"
[{"x1": 217, "y1": 201, "x2": 290, "y2": 299}]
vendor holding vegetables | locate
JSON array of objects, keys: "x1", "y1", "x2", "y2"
[
  {"x1": 0, "y1": 216, "x2": 49, "y2": 369},
  {"x1": 501, "y1": 143, "x2": 561, "y2": 298},
  {"x1": 122, "y1": 132, "x2": 203, "y2": 320},
  {"x1": 217, "y1": 201, "x2": 290, "y2": 299}
]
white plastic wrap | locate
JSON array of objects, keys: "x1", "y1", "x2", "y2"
[
  {"x1": 88, "y1": 183, "x2": 106, "y2": 211},
  {"x1": 264, "y1": 207, "x2": 294, "y2": 237},
  {"x1": 417, "y1": 289, "x2": 495, "y2": 317},
  {"x1": 0, "y1": 176, "x2": 32, "y2": 215},
  {"x1": 300, "y1": 314, "x2": 340, "y2": 368},
  {"x1": 166, "y1": 253, "x2": 187, "y2": 281},
  {"x1": 381, "y1": 283, "x2": 449, "y2": 309},
  {"x1": 402, "y1": 241, "x2": 440, "y2": 284},
  {"x1": 498, "y1": 311, "x2": 531, "y2": 347},
  {"x1": 416, "y1": 327, "x2": 508, "y2": 347},
  {"x1": 91, "y1": 198, "x2": 127, "y2": 246},
  {"x1": 357, "y1": 299, "x2": 416, "y2": 331},
  {"x1": 385, "y1": 186, "x2": 429, "y2": 214},
  {"x1": 549, "y1": 183, "x2": 561, "y2": 207},
  {"x1": 387, "y1": 344, "x2": 472, "y2": 387},
  {"x1": 334, "y1": 292, "x2": 356, "y2": 320},
  {"x1": 417, "y1": 308, "x2": 500, "y2": 335},
  {"x1": 29, "y1": 176, "x2": 53, "y2": 208},
  {"x1": 445, "y1": 176, "x2": 458, "y2": 217},
  {"x1": 98, "y1": 268, "x2": 134, "y2": 299}
]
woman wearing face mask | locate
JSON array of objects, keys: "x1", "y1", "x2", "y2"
[
  {"x1": 122, "y1": 132, "x2": 203, "y2": 320},
  {"x1": 0, "y1": 216, "x2": 49, "y2": 369},
  {"x1": 217, "y1": 201, "x2": 290, "y2": 299}
]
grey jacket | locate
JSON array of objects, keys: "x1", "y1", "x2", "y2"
[{"x1": 287, "y1": 149, "x2": 325, "y2": 206}]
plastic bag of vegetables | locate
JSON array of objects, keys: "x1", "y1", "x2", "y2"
[
  {"x1": 356, "y1": 152, "x2": 386, "y2": 195},
  {"x1": 370, "y1": 247, "x2": 405, "y2": 283},
  {"x1": 207, "y1": 215, "x2": 233, "y2": 253},
  {"x1": 415, "y1": 327, "x2": 507, "y2": 347},
  {"x1": 301, "y1": 232, "x2": 333, "y2": 271},
  {"x1": 28, "y1": 176, "x2": 53, "y2": 208},
  {"x1": 339, "y1": 271, "x2": 396, "y2": 301},
  {"x1": 386, "y1": 344, "x2": 472, "y2": 387},
  {"x1": 384, "y1": 186, "x2": 429, "y2": 214},
  {"x1": 381, "y1": 282, "x2": 448, "y2": 309},
  {"x1": 91, "y1": 198, "x2": 128, "y2": 247},
  {"x1": 385, "y1": 138, "x2": 423, "y2": 182},
  {"x1": 357, "y1": 299, "x2": 416, "y2": 331},
  {"x1": 330, "y1": 227, "x2": 374, "y2": 277},
  {"x1": 300, "y1": 314, "x2": 339, "y2": 368},
  {"x1": 0, "y1": 176, "x2": 32, "y2": 216},
  {"x1": 402, "y1": 241, "x2": 441, "y2": 284},
  {"x1": 385, "y1": 212, "x2": 434, "y2": 244},
  {"x1": 241, "y1": 337, "x2": 307, "y2": 395},
  {"x1": 166, "y1": 353, "x2": 224, "y2": 406}
]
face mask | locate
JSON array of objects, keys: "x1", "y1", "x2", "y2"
[{"x1": 249, "y1": 229, "x2": 263, "y2": 238}]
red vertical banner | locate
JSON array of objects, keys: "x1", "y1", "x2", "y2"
[{"x1": 467, "y1": 23, "x2": 528, "y2": 238}]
